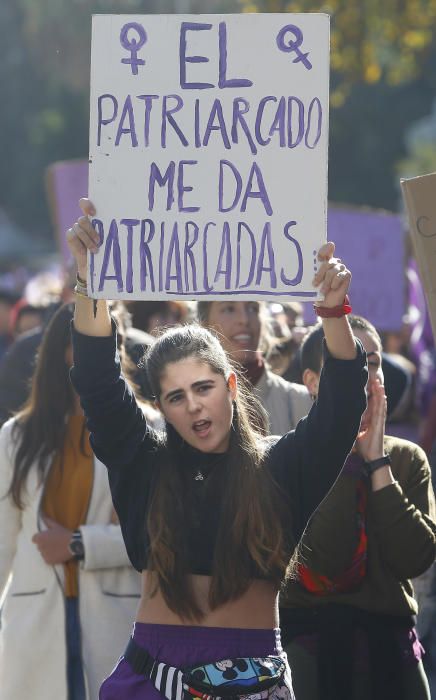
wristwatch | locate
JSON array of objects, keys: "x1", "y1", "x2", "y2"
[{"x1": 68, "y1": 529, "x2": 85, "y2": 561}]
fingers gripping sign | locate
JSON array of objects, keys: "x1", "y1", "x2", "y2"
[
  {"x1": 66, "y1": 198, "x2": 100, "y2": 281},
  {"x1": 309, "y1": 242, "x2": 356, "y2": 361},
  {"x1": 66, "y1": 198, "x2": 112, "y2": 335},
  {"x1": 312, "y1": 241, "x2": 352, "y2": 309}
]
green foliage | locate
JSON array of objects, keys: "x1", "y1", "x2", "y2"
[
  {"x1": 328, "y1": 77, "x2": 434, "y2": 209},
  {"x1": 0, "y1": 1, "x2": 148, "y2": 239},
  {"x1": 19, "y1": 0, "x2": 147, "y2": 93},
  {"x1": 397, "y1": 144, "x2": 436, "y2": 181},
  {"x1": 240, "y1": 0, "x2": 436, "y2": 105},
  {"x1": 237, "y1": 0, "x2": 436, "y2": 208}
]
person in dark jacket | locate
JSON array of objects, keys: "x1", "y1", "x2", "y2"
[{"x1": 280, "y1": 316, "x2": 436, "y2": 700}]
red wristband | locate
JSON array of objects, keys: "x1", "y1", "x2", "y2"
[{"x1": 314, "y1": 295, "x2": 352, "y2": 318}]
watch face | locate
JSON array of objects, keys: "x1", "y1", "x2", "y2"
[{"x1": 70, "y1": 539, "x2": 84, "y2": 558}]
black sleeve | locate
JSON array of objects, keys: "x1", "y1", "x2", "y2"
[
  {"x1": 268, "y1": 339, "x2": 368, "y2": 542},
  {"x1": 70, "y1": 322, "x2": 158, "y2": 470}
]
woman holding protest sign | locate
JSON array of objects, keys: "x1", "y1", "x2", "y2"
[{"x1": 66, "y1": 197, "x2": 368, "y2": 700}]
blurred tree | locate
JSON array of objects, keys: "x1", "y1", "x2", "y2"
[
  {"x1": 0, "y1": 1, "x2": 150, "y2": 240},
  {"x1": 240, "y1": 0, "x2": 436, "y2": 208},
  {"x1": 328, "y1": 75, "x2": 434, "y2": 209},
  {"x1": 397, "y1": 97, "x2": 436, "y2": 180},
  {"x1": 398, "y1": 143, "x2": 436, "y2": 179},
  {"x1": 0, "y1": 3, "x2": 74, "y2": 240},
  {"x1": 19, "y1": 0, "x2": 149, "y2": 93},
  {"x1": 240, "y1": 0, "x2": 436, "y2": 106}
]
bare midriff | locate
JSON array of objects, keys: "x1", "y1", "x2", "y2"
[{"x1": 135, "y1": 571, "x2": 279, "y2": 629}]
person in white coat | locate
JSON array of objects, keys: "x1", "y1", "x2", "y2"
[{"x1": 0, "y1": 303, "x2": 141, "y2": 700}]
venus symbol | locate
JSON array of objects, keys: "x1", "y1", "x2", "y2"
[
  {"x1": 120, "y1": 22, "x2": 147, "y2": 75},
  {"x1": 276, "y1": 25, "x2": 312, "y2": 71}
]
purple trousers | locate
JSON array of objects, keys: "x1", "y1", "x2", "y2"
[{"x1": 100, "y1": 622, "x2": 293, "y2": 699}]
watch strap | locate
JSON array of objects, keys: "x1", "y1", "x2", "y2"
[{"x1": 69, "y1": 529, "x2": 85, "y2": 561}]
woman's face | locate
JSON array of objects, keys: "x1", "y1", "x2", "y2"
[
  {"x1": 158, "y1": 357, "x2": 236, "y2": 453},
  {"x1": 205, "y1": 302, "x2": 261, "y2": 365},
  {"x1": 147, "y1": 306, "x2": 182, "y2": 335}
]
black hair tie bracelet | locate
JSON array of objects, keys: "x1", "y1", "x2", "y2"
[{"x1": 364, "y1": 454, "x2": 391, "y2": 476}]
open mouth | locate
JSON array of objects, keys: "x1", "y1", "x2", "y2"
[
  {"x1": 192, "y1": 419, "x2": 212, "y2": 437},
  {"x1": 232, "y1": 334, "x2": 252, "y2": 347}
]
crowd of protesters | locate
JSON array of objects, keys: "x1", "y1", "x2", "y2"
[{"x1": 0, "y1": 206, "x2": 435, "y2": 700}]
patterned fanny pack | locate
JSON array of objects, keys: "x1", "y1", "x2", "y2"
[{"x1": 124, "y1": 637, "x2": 292, "y2": 700}]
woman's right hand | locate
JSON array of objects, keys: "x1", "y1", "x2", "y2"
[{"x1": 66, "y1": 198, "x2": 100, "y2": 280}]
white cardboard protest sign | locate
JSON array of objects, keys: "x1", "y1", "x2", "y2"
[
  {"x1": 401, "y1": 172, "x2": 436, "y2": 343},
  {"x1": 88, "y1": 13, "x2": 330, "y2": 300}
]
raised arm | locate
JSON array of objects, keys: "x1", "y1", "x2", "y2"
[
  {"x1": 313, "y1": 241, "x2": 356, "y2": 362},
  {"x1": 269, "y1": 243, "x2": 368, "y2": 540},
  {"x1": 67, "y1": 198, "x2": 112, "y2": 338},
  {"x1": 67, "y1": 199, "x2": 155, "y2": 471},
  {"x1": 356, "y1": 383, "x2": 436, "y2": 580}
]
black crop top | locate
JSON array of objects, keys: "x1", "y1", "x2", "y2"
[{"x1": 70, "y1": 324, "x2": 367, "y2": 576}]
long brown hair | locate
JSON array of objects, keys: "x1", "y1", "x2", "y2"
[
  {"x1": 8, "y1": 301, "x2": 133, "y2": 509},
  {"x1": 9, "y1": 303, "x2": 78, "y2": 508},
  {"x1": 145, "y1": 324, "x2": 291, "y2": 620}
]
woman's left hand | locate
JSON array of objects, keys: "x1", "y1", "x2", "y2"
[
  {"x1": 313, "y1": 241, "x2": 351, "y2": 309},
  {"x1": 32, "y1": 518, "x2": 74, "y2": 565}
]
